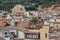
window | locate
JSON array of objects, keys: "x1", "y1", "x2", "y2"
[
  {"x1": 20, "y1": 8, "x2": 22, "y2": 11},
  {"x1": 11, "y1": 32, "x2": 17, "y2": 37},
  {"x1": 55, "y1": 19, "x2": 56, "y2": 21},
  {"x1": 15, "y1": 22, "x2": 17, "y2": 25},
  {"x1": 16, "y1": 12, "x2": 23, "y2": 16},
  {"x1": 56, "y1": 25, "x2": 58, "y2": 28},
  {"x1": 4, "y1": 13, "x2": 8, "y2": 15},
  {"x1": 5, "y1": 32, "x2": 7, "y2": 35},
  {"x1": 11, "y1": 32, "x2": 15, "y2": 35},
  {"x1": 45, "y1": 33, "x2": 47, "y2": 38}
]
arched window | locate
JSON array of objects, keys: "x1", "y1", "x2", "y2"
[
  {"x1": 45, "y1": 33, "x2": 47, "y2": 38},
  {"x1": 20, "y1": 8, "x2": 22, "y2": 11}
]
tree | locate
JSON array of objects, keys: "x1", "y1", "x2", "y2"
[
  {"x1": 29, "y1": 17, "x2": 41, "y2": 29},
  {"x1": 41, "y1": 0, "x2": 54, "y2": 8}
]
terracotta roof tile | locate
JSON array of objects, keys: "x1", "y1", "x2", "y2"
[{"x1": 0, "y1": 22, "x2": 6, "y2": 27}]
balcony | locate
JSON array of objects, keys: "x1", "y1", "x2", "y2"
[
  {"x1": 25, "y1": 39, "x2": 40, "y2": 40},
  {"x1": 25, "y1": 33, "x2": 40, "y2": 40}
]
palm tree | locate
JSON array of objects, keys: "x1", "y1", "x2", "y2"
[{"x1": 29, "y1": 17, "x2": 41, "y2": 29}]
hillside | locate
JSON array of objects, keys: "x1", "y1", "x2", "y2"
[{"x1": 0, "y1": 0, "x2": 60, "y2": 12}]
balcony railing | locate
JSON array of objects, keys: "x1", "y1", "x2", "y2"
[{"x1": 26, "y1": 39, "x2": 40, "y2": 40}]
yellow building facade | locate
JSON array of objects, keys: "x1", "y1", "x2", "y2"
[{"x1": 40, "y1": 26, "x2": 49, "y2": 40}]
